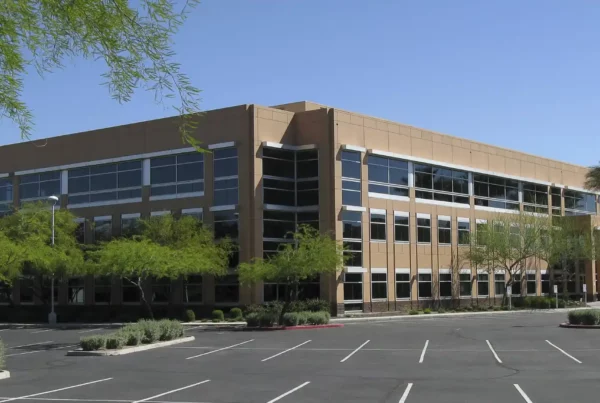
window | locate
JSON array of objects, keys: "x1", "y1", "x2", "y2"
[
  {"x1": 523, "y1": 183, "x2": 549, "y2": 214},
  {"x1": 460, "y1": 272, "x2": 472, "y2": 297},
  {"x1": 263, "y1": 283, "x2": 286, "y2": 302},
  {"x1": 20, "y1": 171, "x2": 61, "y2": 202},
  {"x1": 395, "y1": 271, "x2": 411, "y2": 299},
  {"x1": 418, "y1": 272, "x2": 432, "y2": 298},
  {"x1": 474, "y1": 174, "x2": 519, "y2": 211},
  {"x1": 0, "y1": 178, "x2": 13, "y2": 213},
  {"x1": 371, "y1": 272, "x2": 387, "y2": 300},
  {"x1": 121, "y1": 214, "x2": 141, "y2": 238},
  {"x1": 298, "y1": 276, "x2": 321, "y2": 300},
  {"x1": 94, "y1": 217, "x2": 112, "y2": 242},
  {"x1": 122, "y1": 278, "x2": 140, "y2": 303},
  {"x1": 414, "y1": 164, "x2": 469, "y2": 204},
  {"x1": 68, "y1": 161, "x2": 142, "y2": 205},
  {"x1": 181, "y1": 208, "x2": 203, "y2": 221},
  {"x1": 343, "y1": 273, "x2": 363, "y2": 304},
  {"x1": 296, "y1": 150, "x2": 319, "y2": 206},
  {"x1": 297, "y1": 212, "x2": 319, "y2": 231},
  {"x1": 19, "y1": 278, "x2": 34, "y2": 303},
  {"x1": 367, "y1": 155, "x2": 409, "y2": 197},
  {"x1": 417, "y1": 215, "x2": 431, "y2": 243},
  {"x1": 478, "y1": 273, "x2": 489, "y2": 296},
  {"x1": 394, "y1": 213, "x2": 409, "y2": 243},
  {"x1": 370, "y1": 211, "x2": 386, "y2": 241},
  {"x1": 0, "y1": 281, "x2": 11, "y2": 304},
  {"x1": 342, "y1": 211, "x2": 362, "y2": 267},
  {"x1": 438, "y1": 217, "x2": 451, "y2": 245},
  {"x1": 342, "y1": 151, "x2": 361, "y2": 206},
  {"x1": 151, "y1": 277, "x2": 171, "y2": 303},
  {"x1": 494, "y1": 272, "x2": 505, "y2": 297},
  {"x1": 68, "y1": 278, "x2": 85, "y2": 304},
  {"x1": 215, "y1": 274, "x2": 239, "y2": 303},
  {"x1": 527, "y1": 272, "x2": 536, "y2": 295},
  {"x1": 551, "y1": 187, "x2": 562, "y2": 216},
  {"x1": 150, "y1": 152, "x2": 204, "y2": 197},
  {"x1": 94, "y1": 276, "x2": 112, "y2": 304},
  {"x1": 184, "y1": 275, "x2": 203, "y2": 303},
  {"x1": 564, "y1": 190, "x2": 597, "y2": 215},
  {"x1": 541, "y1": 271, "x2": 550, "y2": 294},
  {"x1": 458, "y1": 219, "x2": 470, "y2": 245},
  {"x1": 214, "y1": 211, "x2": 238, "y2": 239},
  {"x1": 512, "y1": 274, "x2": 522, "y2": 295},
  {"x1": 214, "y1": 148, "x2": 238, "y2": 206},
  {"x1": 439, "y1": 271, "x2": 452, "y2": 298},
  {"x1": 263, "y1": 210, "x2": 295, "y2": 239}
]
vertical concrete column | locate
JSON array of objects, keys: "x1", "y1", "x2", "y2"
[
  {"x1": 468, "y1": 172, "x2": 474, "y2": 196},
  {"x1": 586, "y1": 260, "x2": 597, "y2": 301},
  {"x1": 61, "y1": 170, "x2": 68, "y2": 195}
]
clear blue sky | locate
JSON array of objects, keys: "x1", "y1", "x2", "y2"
[{"x1": 2, "y1": 0, "x2": 599, "y2": 166}]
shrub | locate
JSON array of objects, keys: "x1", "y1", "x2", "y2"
[
  {"x1": 119, "y1": 328, "x2": 142, "y2": 346},
  {"x1": 184, "y1": 309, "x2": 196, "y2": 323},
  {"x1": 437, "y1": 308, "x2": 446, "y2": 314},
  {"x1": 305, "y1": 311, "x2": 330, "y2": 325},
  {"x1": 259, "y1": 312, "x2": 279, "y2": 327},
  {"x1": 297, "y1": 312, "x2": 308, "y2": 325},
  {"x1": 282, "y1": 312, "x2": 301, "y2": 326},
  {"x1": 423, "y1": 308, "x2": 432, "y2": 314},
  {"x1": 303, "y1": 299, "x2": 330, "y2": 313},
  {"x1": 80, "y1": 335, "x2": 107, "y2": 351},
  {"x1": 493, "y1": 306, "x2": 502, "y2": 311},
  {"x1": 568, "y1": 309, "x2": 600, "y2": 326},
  {"x1": 487, "y1": 306, "x2": 494, "y2": 310},
  {"x1": 212, "y1": 310, "x2": 224, "y2": 322},
  {"x1": 244, "y1": 304, "x2": 265, "y2": 315},
  {"x1": 501, "y1": 306, "x2": 509, "y2": 311},
  {"x1": 409, "y1": 310, "x2": 419, "y2": 315},
  {"x1": 245, "y1": 312, "x2": 260, "y2": 327},
  {"x1": 105, "y1": 335, "x2": 126, "y2": 350},
  {"x1": 137, "y1": 320, "x2": 161, "y2": 344},
  {"x1": 229, "y1": 308, "x2": 243, "y2": 321},
  {"x1": 0, "y1": 338, "x2": 4, "y2": 370},
  {"x1": 158, "y1": 319, "x2": 184, "y2": 341}
]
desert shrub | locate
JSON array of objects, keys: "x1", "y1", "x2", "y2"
[
  {"x1": 105, "y1": 334, "x2": 126, "y2": 350},
  {"x1": 158, "y1": 319, "x2": 184, "y2": 341},
  {"x1": 184, "y1": 309, "x2": 196, "y2": 322},
  {"x1": 119, "y1": 328, "x2": 142, "y2": 346},
  {"x1": 423, "y1": 308, "x2": 432, "y2": 314},
  {"x1": 80, "y1": 335, "x2": 107, "y2": 351},
  {"x1": 568, "y1": 309, "x2": 600, "y2": 326},
  {"x1": 409, "y1": 310, "x2": 419, "y2": 315},
  {"x1": 229, "y1": 308, "x2": 243, "y2": 320},
  {"x1": 259, "y1": 312, "x2": 279, "y2": 327},
  {"x1": 297, "y1": 312, "x2": 308, "y2": 325},
  {"x1": 305, "y1": 311, "x2": 330, "y2": 325},
  {"x1": 282, "y1": 312, "x2": 301, "y2": 326},
  {"x1": 303, "y1": 299, "x2": 330, "y2": 313},
  {"x1": 137, "y1": 320, "x2": 161, "y2": 344},
  {"x1": 212, "y1": 310, "x2": 224, "y2": 322},
  {"x1": 245, "y1": 313, "x2": 260, "y2": 327}
]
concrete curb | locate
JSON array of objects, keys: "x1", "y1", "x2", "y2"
[
  {"x1": 183, "y1": 322, "x2": 246, "y2": 327},
  {"x1": 243, "y1": 324, "x2": 344, "y2": 331},
  {"x1": 332, "y1": 307, "x2": 589, "y2": 322},
  {"x1": 559, "y1": 322, "x2": 600, "y2": 329},
  {"x1": 66, "y1": 336, "x2": 195, "y2": 356},
  {"x1": 0, "y1": 370, "x2": 10, "y2": 380}
]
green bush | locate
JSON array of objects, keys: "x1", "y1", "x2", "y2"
[
  {"x1": 423, "y1": 308, "x2": 432, "y2": 314},
  {"x1": 306, "y1": 311, "x2": 330, "y2": 325},
  {"x1": 493, "y1": 306, "x2": 502, "y2": 311},
  {"x1": 297, "y1": 312, "x2": 308, "y2": 325},
  {"x1": 212, "y1": 310, "x2": 224, "y2": 322},
  {"x1": 245, "y1": 312, "x2": 260, "y2": 327},
  {"x1": 184, "y1": 309, "x2": 196, "y2": 322},
  {"x1": 259, "y1": 312, "x2": 279, "y2": 327},
  {"x1": 303, "y1": 299, "x2": 330, "y2": 313},
  {"x1": 501, "y1": 306, "x2": 509, "y2": 311},
  {"x1": 80, "y1": 335, "x2": 107, "y2": 351},
  {"x1": 158, "y1": 319, "x2": 184, "y2": 341},
  {"x1": 105, "y1": 335, "x2": 125, "y2": 350},
  {"x1": 137, "y1": 320, "x2": 161, "y2": 344},
  {"x1": 118, "y1": 328, "x2": 142, "y2": 346},
  {"x1": 0, "y1": 338, "x2": 5, "y2": 370},
  {"x1": 568, "y1": 309, "x2": 600, "y2": 326},
  {"x1": 244, "y1": 304, "x2": 265, "y2": 315},
  {"x1": 409, "y1": 310, "x2": 419, "y2": 315},
  {"x1": 282, "y1": 312, "x2": 301, "y2": 326},
  {"x1": 229, "y1": 308, "x2": 243, "y2": 320},
  {"x1": 437, "y1": 308, "x2": 446, "y2": 314}
]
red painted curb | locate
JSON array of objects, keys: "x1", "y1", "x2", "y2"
[
  {"x1": 559, "y1": 322, "x2": 600, "y2": 329},
  {"x1": 243, "y1": 324, "x2": 344, "y2": 331}
]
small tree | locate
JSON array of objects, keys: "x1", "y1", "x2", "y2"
[
  {"x1": 463, "y1": 213, "x2": 550, "y2": 306},
  {"x1": 0, "y1": 232, "x2": 24, "y2": 304},
  {"x1": 238, "y1": 225, "x2": 345, "y2": 323}
]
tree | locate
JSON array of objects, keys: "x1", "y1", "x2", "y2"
[
  {"x1": 0, "y1": 202, "x2": 85, "y2": 304},
  {"x1": 88, "y1": 214, "x2": 232, "y2": 318},
  {"x1": 463, "y1": 213, "x2": 550, "y2": 305},
  {"x1": 238, "y1": 225, "x2": 345, "y2": 322},
  {"x1": 0, "y1": 232, "x2": 25, "y2": 304},
  {"x1": 585, "y1": 164, "x2": 600, "y2": 191},
  {"x1": 1, "y1": 0, "x2": 201, "y2": 145}
]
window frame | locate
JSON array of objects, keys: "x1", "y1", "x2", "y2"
[
  {"x1": 67, "y1": 277, "x2": 85, "y2": 305},
  {"x1": 371, "y1": 271, "x2": 388, "y2": 301},
  {"x1": 417, "y1": 215, "x2": 431, "y2": 244},
  {"x1": 459, "y1": 271, "x2": 472, "y2": 298},
  {"x1": 68, "y1": 161, "x2": 142, "y2": 205},
  {"x1": 343, "y1": 272, "x2": 364, "y2": 303},
  {"x1": 438, "y1": 216, "x2": 452, "y2": 246},
  {"x1": 526, "y1": 272, "x2": 537, "y2": 295},
  {"x1": 342, "y1": 211, "x2": 362, "y2": 268},
  {"x1": 341, "y1": 151, "x2": 362, "y2": 206},
  {"x1": 19, "y1": 171, "x2": 61, "y2": 203},
  {"x1": 370, "y1": 211, "x2": 386, "y2": 242},
  {"x1": 394, "y1": 212, "x2": 409, "y2": 243},
  {"x1": 414, "y1": 163, "x2": 469, "y2": 205},
  {"x1": 213, "y1": 148, "x2": 239, "y2": 206},
  {"x1": 439, "y1": 270, "x2": 452, "y2": 298},
  {"x1": 367, "y1": 154, "x2": 409, "y2": 198},
  {"x1": 418, "y1": 270, "x2": 432, "y2": 299},
  {"x1": 458, "y1": 218, "x2": 470, "y2": 246},
  {"x1": 477, "y1": 272, "x2": 489, "y2": 297},
  {"x1": 395, "y1": 269, "x2": 411, "y2": 300},
  {"x1": 150, "y1": 152, "x2": 204, "y2": 198},
  {"x1": 473, "y1": 174, "x2": 520, "y2": 211}
]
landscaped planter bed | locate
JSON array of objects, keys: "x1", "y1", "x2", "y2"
[
  {"x1": 561, "y1": 309, "x2": 600, "y2": 329},
  {"x1": 67, "y1": 336, "x2": 195, "y2": 356},
  {"x1": 244, "y1": 324, "x2": 344, "y2": 331}
]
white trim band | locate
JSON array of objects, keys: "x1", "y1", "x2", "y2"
[
  {"x1": 368, "y1": 192, "x2": 410, "y2": 202},
  {"x1": 342, "y1": 144, "x2": 367, "y2": 153},
  {"x1": 121, "y1": 213, "x2": 140, "y2": 219},
  {"x1": 0, "y1": 173, "x2": 8, "y2": 178},
  {"x1": 370, "y1": 208, "x2": 386, "y2": 215},
  {"x1": 94, "y1": 215, "x2": 111, "y2": 221},
  {"x1": 416, "y1": 198, "x2": 471, "y2": 209},
  {"x1": 460, "y1": 269, "x2": 472, "y2": 275},
  {"x1": 262, "y1": 141, "x2": 317, "y2": 151},
  {"x1": 476, "y1": 219, "x2": 488, "y2": 224},
  {"x1": 68, "y1": 197, "x2": 142, "y2": 209},
  {"x1": 182, "y1": 208, "x2": 203, "y2": 214},
  {"x1": 394, "y1": 211, "x2": 409, "y2": 217},
  {"x1": 418, "y1": 268, "x2": 432, "y2": 274},
  {"x1": 438, "y1": 215, "x2": 451, "y2": 221},
  {"x1": 395, "y1": 268, "x2": 410, "y2": 274},
  {"x1": 344, "y1": 267, "x2": 367, "y2": 273},
  {"x1": 458, "y1": 217, "x2": 470, "y2": 223},
  {"x1": 149, "y1": 192, "x2": 204, "y2": 201},
  {"x1": 475, "y1": 205, "x2": 520, "y2": 214},
  {"x1": 439, "y1": 268, "x2": 451, "y2": 274},
  {"x1": 417, "y1": 213, "x2": 431, "y2": 219},
  {"x1": 342, "y1": 205, "x2": 366, "y2": 212},
  {"x1": 208, "y1": 141, "x2": 235, "y2": 150},
  {"x1": 210, "y1": 204, "x2": 237, "y2": 212},
  {"x1": 151, "y1": 211, "x2": 170, "y2": 216},
  {"x1": 371, "y1": 268, "x2": 387, "y2": 274}
]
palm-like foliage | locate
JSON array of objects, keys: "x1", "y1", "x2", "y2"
[{"x1": 585, "y1": 164, "x2": 600, "y2": 191}]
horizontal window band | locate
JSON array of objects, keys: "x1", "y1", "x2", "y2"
[
  {"x1": 68, "y1": 197, "x2": 142, "y2": 209},
  {"x1": 94, "y1": 215, "x2": 112, "y2": 221},
  {"x1": 149, "y1": 192, "x2": 204, "y2": 201},
  {"x1": 368, "y1": 192, "x2": 410, "y2": 202}
]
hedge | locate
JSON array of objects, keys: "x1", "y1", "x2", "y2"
[
  {"x1": 79, "y1": 320, "x2": 185, "y2": 351},
  {"x1": 568, "y1": 309, "x2": 600, "y2": 326},
  {"x1": 229, "y1": 308, "x2": 243, "y2": 320},
  {"x1": 81, "y1": 335, "x2": 107, "y2": 351}
]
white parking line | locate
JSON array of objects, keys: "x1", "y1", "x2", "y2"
[
  {"x1": 514, "y1": 384, "x2": 533, "y2": 403},
  {"x1": 186, "y1": 339, "x2": 254, "y2": 360},
  {"x1": 5, "y1": 350, "x2": 44, "y2": 358},
  {"x1": 486, "y1": 340, "x2": 502, "y2": 364},
  {"x1": 419, "y1": 340, "x2": 429, "y2": 363},
  {"x1": 31, "y1": 329, "x2": 53, "y2": 334},
  {"x1": 267, "y1": 382, "x2": 310, "y2": 403},
  {"x1": 132, "y1": 380, "x2": 210, "y2": 403},
  {"x1": 9, "y1": 341, "x2": 53, "y2": 349},
  {"x1": 262, "y1": 340, "x2": 312, "y2": 362},
  {"x1": 545, "y1": 340, "x2": 582, "y2": 364},
  {"x1": 0, "y1": 399, "x2": 216, "y2": 403},
  {"x1": 0, "y1": 378, "x2": 113, "y2": 403},
  {"x1": 340, "y1": 340, "x2": 370, "y2": 363},
  {"x1": 77, "y1": 328, "x2": 104, "y2": 334},
  {"x1": 399, "y1": 383, "x2": 413, "y2": 403}
]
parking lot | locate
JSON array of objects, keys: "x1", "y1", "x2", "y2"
[{"x1": 1, "y1": 311, "x2": 599, "y2": 402}]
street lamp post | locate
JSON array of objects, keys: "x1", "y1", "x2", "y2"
[{"x1": 48, "y1": 195, "x2": 59, "y2": 325}]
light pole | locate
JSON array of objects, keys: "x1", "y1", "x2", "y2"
[{"x1": 48, "y1": 195, "x2": 59, "y2": 325}]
